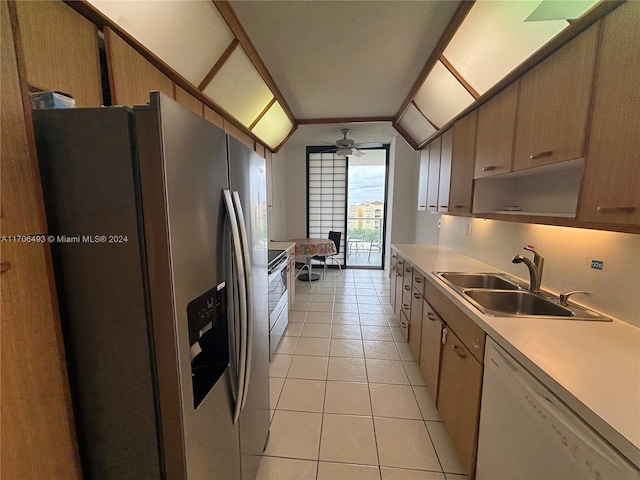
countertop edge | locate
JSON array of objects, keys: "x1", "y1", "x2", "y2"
[{"x1": 391, "y1": 243, "x2": 640, "y2": 469}]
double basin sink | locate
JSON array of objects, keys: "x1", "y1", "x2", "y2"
[{"x1": 436, "y1": 272, "x2": 610, "y2": 321}]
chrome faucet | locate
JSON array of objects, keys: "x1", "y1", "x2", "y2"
[
  {"x1": 512, "y1": 246, "x2": 544, "y2": 292},
  {"x1": 558, "y1": 290, "x2": 590, "y2": 306}
]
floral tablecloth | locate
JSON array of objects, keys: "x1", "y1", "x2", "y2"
[{"x1": 289, "y1": 238, "x2": 337, "y2": 256}]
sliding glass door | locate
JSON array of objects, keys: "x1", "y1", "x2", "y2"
[{"x1": 306, "y1": 146, "x2": 389, "y2": 269}]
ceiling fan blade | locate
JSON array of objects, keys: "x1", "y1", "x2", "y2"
[
  {"x1": 353, "y1": 142, "x2": 383, "y2": 149},
  {"x1": 351, "y1": 148, "x2": 366, "y2": 157},
  {"x1": 317, "y1": 141, "x2": 336, "y2": 145}
]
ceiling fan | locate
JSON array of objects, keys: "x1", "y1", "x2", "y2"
[{"x1": 319, "y1": 129, "x2": 383, "y2": 157}]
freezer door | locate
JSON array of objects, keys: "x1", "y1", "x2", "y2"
[
  {"x1": 228, "y1": 136, "x2": 271, "y2": 480},
  {"x1": 136, "y1": 92, "x2": 240, "y2": 480}
]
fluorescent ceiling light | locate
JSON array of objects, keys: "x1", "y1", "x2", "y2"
[
  {"x1": 251, "y1": 101, "x2": 293, "y2": 149},
  {"x1": 398, "y1": 103, "x2": 437, "y2": 144},
  {"x1": 525, "y1": 0, "x2": 600, "y2": 22}
]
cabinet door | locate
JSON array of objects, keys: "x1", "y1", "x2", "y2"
[
  {"x1": 417, "y1": 148, "x2": 429, "y2": 210},
  {"x1": 474, "y1": 82, "x2": 517, "y2": 179},
  {"x1": 426, "y1": 137, "x2": 441, "y2": 212},
  {"x1": 449, "y1": 111, "x2": 477, "y2": 213},
  {"x1": 419, "y1": 300, "x2": 443, "y2": 401},
  {"x1": 408, "y1": 286, "x2": 423, "y2": 361},
  {"x1": 437, "y1": 129, "x2": 453, "y2": 212},
  {"x1": 579, "y1": 1, "x2": 640, "y2": 226},
  {"x1": 105, "y1": 27, "x2": 174, "y2": 106},
  {"x1": 513, "y1": 24, "x2": 597, "y2": 170},
  {"x1": 437, "y1": 328, "x2": 483, "y2": 477},
  {"x1": 0, "y1": 1, "x2": 46, "y2": 237},
  {"x1": 1, "y1": 242, "x2": 81, "y2": 479},
  {"x1": 400, "y1": 309, "x2": 410, "y2": 342}
]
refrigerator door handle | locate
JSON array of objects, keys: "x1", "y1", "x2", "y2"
[
  {"x1": 223, "y1": 190, "x2": 248, "y2": 425},
  {"x1": 231, "y1": 191, "x2": 253, "y2": 411}
]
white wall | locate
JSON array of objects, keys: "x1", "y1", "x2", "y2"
[
  {"x1": 388, "y1": 136, "x2": 419, "y2": 245},
  {"x1": 439, "y1": 216, "x2": 640, "y2": 327}
]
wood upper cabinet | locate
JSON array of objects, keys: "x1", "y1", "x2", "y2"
[
  {"x1": 437, "y1": 129, "x2": 453, "y2": 212},
  {"x1": 474, "y1": 82, "x2": 517, "y2": 179},
  {"x1": 14, "y1": 1, "x2": 102, "y2": 107},
  {"x1": 513, "y1": 24, "x2": 598, "y2": 171},
  {"x1": 105, "y1": 28, "x2": 174, "y2": 106},
  {"x1": 417, "y1": 148, "x2": 429, "y2": 211},
  {"x1": 449, "y1": 111, "x2": 477, "y2": 213},
  {"x1": 1, "y1": 1, "x2": 46, "y2": 236},
  {"x1": 174, "y1": 86, "x2": 203, "y2": 117},
  {"x1": 578, "y1": 0, "x2": 640, "y2": 226},
  {"x1": 437, "y1": 327, "x2": 483, "y2": 477},
  {"x1": 426, "y1": 136, "x2": 441, "y2": 212}
]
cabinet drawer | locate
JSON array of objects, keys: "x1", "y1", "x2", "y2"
[
  {"x1": 412, "y1": 271, "x2": 426, "y2": 294},
  {"x1": 402, "y1": 264, "x2": 413, "y2": 289},
  {"x1": 425, "y1": 282, "x2": 485, "y2": 363}
]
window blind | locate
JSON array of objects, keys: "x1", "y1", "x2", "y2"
[{"x1": 307, "y1": 152, "x2": 346, "y2": 264}]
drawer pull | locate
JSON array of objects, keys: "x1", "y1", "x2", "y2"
[
  {"x1": 413, "y1": 293, "x2": 421, "y2": 299},
  {"x1": 529, "y1": 150, "x2": 553, "y2": 160},
  {"x1": 418, "y1": 205, "x2": 426, "y2": 208},
  {"x1": 415, "y1": 277, "x2": 423, "y2": 283},
  {"x1": 404, "y1": 285, "x2": 410, "y2": 290},
  {"x1": 451, "y1": 205, "x2": 465, "y2": 209},
  {"x1": 391, "y1": 266, "x2": 396, "y2": 270},
  {"x1": 397, "y1": 272, "x2": 402, "y2": 276},
  {"x1": 439, "y1": 205, "x2": 448, "y2": 208},
  {"x1": 403, "y1": 304, "x2": 410, "y2": 310},
  {"x1": 0, "y1": 261, "x2": 11, "y2": 273},
  {"x1": 427, "y1": 312, "x2": 437, "y2": 322},
  {"x1": 453, "y1": 344, "x2": 467, "y2": 359},
  {"x1": 596, "y1": 206, "x2": 636, "y2": 213},
  {"x1": 405, "y1": 267, "x2": 411, "y2": 272},
  {"x1": 428, "y1": 205, "x2": 437, "y2": 208},
  {"x1": 481, "y1": 165, "x2": 498, "y2": 171}
]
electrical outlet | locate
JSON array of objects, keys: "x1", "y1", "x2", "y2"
[
  {"x1": 591, "y1": 260, "x2": 604, "y2": 270},
  {"x1": 437, "y1": 219, "x2": 441, "y2": 229}
]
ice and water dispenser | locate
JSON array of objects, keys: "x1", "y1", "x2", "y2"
[{"x1": 187, "y1": 282, "x2": 230, "y2": 409}]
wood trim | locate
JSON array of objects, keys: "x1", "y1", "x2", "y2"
[
  {"x1": 297, "y1": 116, "x2": 395, "y2": 125},
  {"x1": 197, "y1": 38, "x2": 238, "y2": 91},
  {"x1": 391, "y1": 121, "x2": 421, "y2": 150},
  {"x1": 249, "y1": 96, "x2": 276, "y2": 130},
  {"x1": 440, "y1": 54, "x2": 479, "y2": 99},
  {"x1": 212, "y1": 0, "x2": 296, "y2": 125},
  {"x1": 272, "y1": 123, "x2": 299, "y2": 153},
  {"x1": 411, "y1": 100, "x2": 439, "y2": 130},
  {"x1": 63, "y1": 0, "x2": 288, "y2": 153},
  {"x1": 414, "y1": 0, "x2": 623, "y2": 149},
  {"x1": 394, "y1": 1, "x2": 475, "y2": 123}
]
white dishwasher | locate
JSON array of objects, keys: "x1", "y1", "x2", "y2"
[{"x1": 476, "y1": 338, "x2": 639, "y2": 480}]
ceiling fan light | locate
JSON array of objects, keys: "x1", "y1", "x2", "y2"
[{"x1": 336, "y1": 148, "x2": 352, "y2": 156}]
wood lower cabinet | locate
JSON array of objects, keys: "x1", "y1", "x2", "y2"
[
  {"x1": 437, "y1": 327, "x2": 483, "y2": 478},
  {"x1": 578, "y1": 0, "x2": 640, "y2": 226},
  {"x1": 393, "y1": 257, "x2": 405, "y2": 319},
  {"x1": 513, "y1": 23, "x2": 598, "y2": 171},
  {"x1": 389, "y1": 253, "x2": 398, "y2": 309},
  {"x1": 419, "y1": 300, "x2": 443, "y2": 401},
  {"x1": 408, "y1": 273, "x2": 425, "y2": 361}
]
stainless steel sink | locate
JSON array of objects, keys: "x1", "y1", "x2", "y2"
[
  {"x1": 463, "y1": 289, "x2": 574, "y2": 317},
  {"x1": 435, "y1": 271, "x2": 610, "y2": 321},
  {"x1": 438, "y1": 272, "x2": 521, "y2": 290}
]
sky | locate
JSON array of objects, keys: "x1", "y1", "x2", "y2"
[{"x1": 348, "y1": 164, "x2": 386, "y2": 205}]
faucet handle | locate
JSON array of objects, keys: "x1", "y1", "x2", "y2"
[{"x1": 558, "y1": 290, "x2": 590, "y2": 306}]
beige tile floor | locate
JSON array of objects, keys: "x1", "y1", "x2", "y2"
[{"x1": 258, "y1": 268, "x2": 470, "y2": 480}]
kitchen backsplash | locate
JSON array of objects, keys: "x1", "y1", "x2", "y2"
[{"x1": 438, "y1": 216, "x2": 640, "y2": 328}]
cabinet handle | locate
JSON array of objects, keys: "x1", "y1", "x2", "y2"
[
  {"x1": 451, "y1": 205, "x2": 465, "y2": 209},
  {"x1": 403, "y1": 304, "x2": 410, "y2": 310},
  {"x1": 596, "y1": 206, "x2": 636, "y2": 213},
  {"x1": 0, "y1": 261, "x2": 11, "y2": 273},
  {"x1": 391, "y1": 266, "x2": 396, "y2": 270},
  {"x1": 404, "y1": 285, "x2": 410, "y2": 290},
  {"x1": 439, "y1": 205, "x2": 448, "y2": 208},
  {"x1": 473, "y1": 338, "x2": 481, "y2": 350},
  {"x1": 453, "y1": 344, "x2": 467, "y2": 359},
  {"x1": 481, "y1": 165, "x2": 498, "y2": 171},
  {"x1": 405, "y1": 267, "x2": 411, "y2": 272},
  {"x1": 418, "y1": 205, "x2": 426, "y2": 208},
  {"x1": 428, "y1": 205, "x2": 437, "y2": 208},
  {"x1": 413, "y1": 293, "x2": 421, "y2": 299},
  {"x1": 415, "y1": 277, "x2": 423, "y2": 283},
  {"x1": 441, "y1": 327, "x2": 448, "y2": 345},
  {"x1": 397, "y1": 272, "x2": 402, "y2": 276},
  {"x1": 427, "y1": 312, "x2": 437, "y2": 322},
  {"x1": 529, "y1": 150, "x2": 553, "y2": 160}
]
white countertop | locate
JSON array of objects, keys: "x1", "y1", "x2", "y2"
[{"x1": 393, "y1": 244, "x2": 640, "y2": 468}]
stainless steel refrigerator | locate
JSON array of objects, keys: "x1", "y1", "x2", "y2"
[{"x1": 32, "y1": 92, "x2": 270, "y2": 480}]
